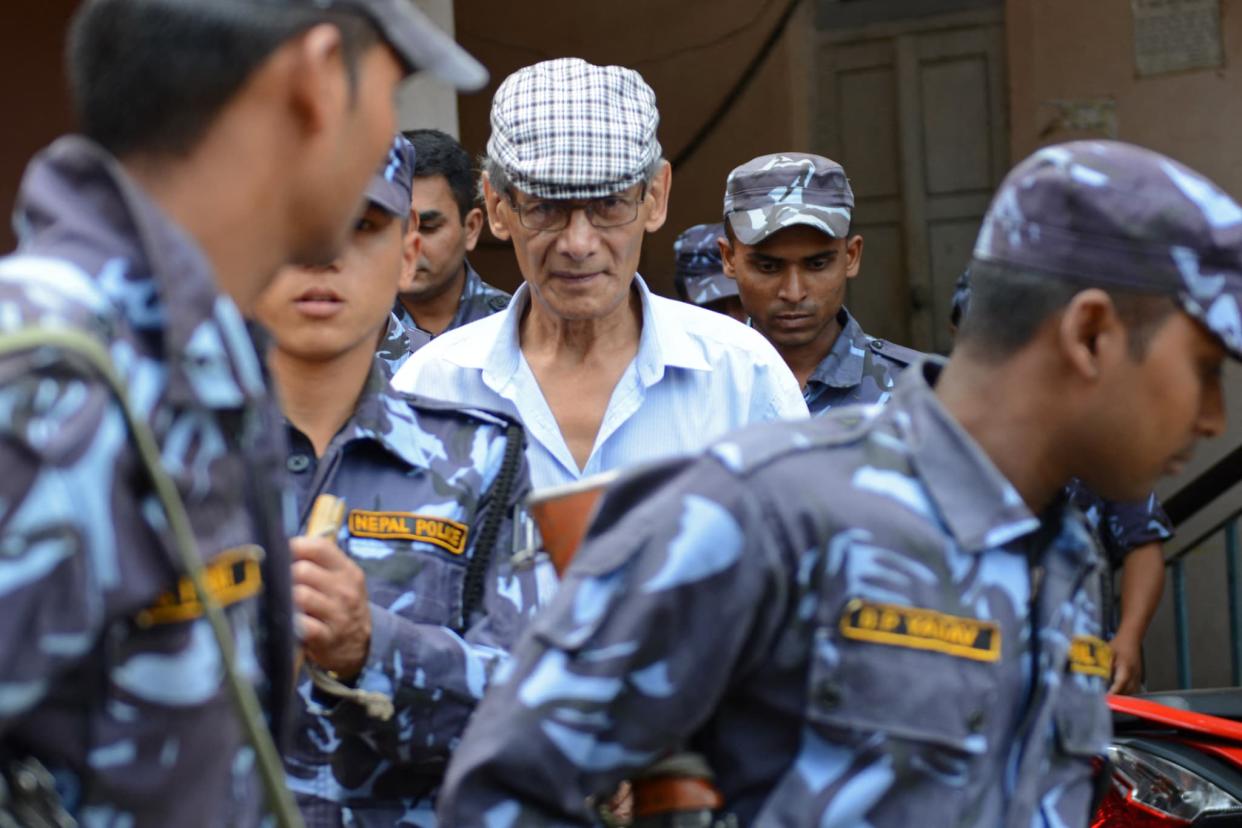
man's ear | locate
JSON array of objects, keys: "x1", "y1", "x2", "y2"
[
  {"x1": 1058, "y1": 288, "x2": 1125, "y2": 381},
  {"x1": 401, "y1": 211, "x2": 422, "y2": 284},
  {"x1": 642, "y1": 161, "x2": 673, "y2": 234},
  {"x1": 284, "y1": 24, "x2": 350, "y2": 137},
  {"x1": 463, "y1": 206, "x2": 485, "y2": 252},
  {"x1": 481, "y1": 175, "x2": 513, "y2": 242},
  {"x1": 717, "y1": 234, "x2": 739, "y2": 281},
  {"x1": 845, "y1": 234, "x2": 864, "y2": 280}
]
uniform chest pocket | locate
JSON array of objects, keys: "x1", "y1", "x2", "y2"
[
  {"x1": 1054, "y1": 635, "x2": 1112, "y2": 758},
  {"x1": 806, "y1": 599, "x2": 1003, "y2": 756},
  {"x1": 346, "y1": 510, "x2": 472, "y2": 628}
]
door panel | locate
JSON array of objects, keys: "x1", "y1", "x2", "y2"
[{"x1": 815, "y1": 9, "x2": 1008, "y2": 353}]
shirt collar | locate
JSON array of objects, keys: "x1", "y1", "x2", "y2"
[
  {"x1": 16, "y1": 136, "x2": 265, "y2": 412},
  {"x1": 807, "y1": 307, "x2": 868, "y2": 390},
  {"x1": 449, "y1": 260, "x2": 484, "y2": 329},
  {"x1": 892, "y1": 360, "x2": 1048, "y2": 555},
  {"x1": 480, "y1": 273, "x2": 711, "y2": 392}
]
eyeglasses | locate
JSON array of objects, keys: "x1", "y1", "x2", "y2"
[{"x1": 507, "y1": 186, "x2": 648, "y2": 232}]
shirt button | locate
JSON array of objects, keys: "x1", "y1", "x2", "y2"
[
  {"x1": 286, "y1": 453, "x2": 312, "y2": 473},
  {"x1": 813, "y1": 681, "x2": 842, "y2": 710},
  {"x1": 967, "y1": 709, "x2": 987, "y2": 733}
]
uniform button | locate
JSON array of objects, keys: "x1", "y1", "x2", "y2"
[
  {"x1": 814, "y1": 682, "x2": 842, "y2": 710},
  {"x1": 967, "y1": 709, "x2": 987, "y2": 733},
  {"x1": 286, "y1": 453, "x2": 312, "y2": 473},
  {"x1": 870, "y1": 339, "x2": 885, "y2": 351}
]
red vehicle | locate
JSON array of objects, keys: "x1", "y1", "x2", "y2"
[{"x1": 1094, "y1": 690, "x2": 1242, "y2": 826}]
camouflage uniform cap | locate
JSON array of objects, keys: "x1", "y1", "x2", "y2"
[
  {"x1": 674, "y1": 222, "x2": 738, "y2": 306},
  {"x1": 365, "y1": 134, "x2": 417, "y2": 217},
  {"x1": 242, "y1": 0, "x2": 487, "y2": 89},
  {"x1": 487, "y1": 58, "x2": 663, "y2": 200},
  {"x1": 723, "y1": 152, "x2": 854, "y2": 245},
  {"x1": 974, "y1": 140, "x2": 1242, "y2": 359}
]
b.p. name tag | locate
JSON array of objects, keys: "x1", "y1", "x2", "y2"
[
  {"x1": 1068, "y1": 635, "x2": 1113, "y2": 678},
  {"x1": 839, "y1": 598, "x2": 1002, "y2": 662},
  {"x1": 135, "y1": 545, "x2": 264, "y2": 628},
  {"x1": 348, "y1": 510, "x2": 469, "y2": 556}
]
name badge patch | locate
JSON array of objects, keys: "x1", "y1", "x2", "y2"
[
  {"x1": 136, "y1": 545, "x2": 264, "y2": 628},
  {"x1": 348, "y1": 510, "x2": 469, "y2": 556},
  {"x1": 1069, "y1": 635, "x2": 1113, "y2": 678},
  {"x1": 839, "y1": 598, "x2": 1002, "y2": 662}
]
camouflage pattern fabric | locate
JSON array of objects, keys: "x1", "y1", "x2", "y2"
[
  {"x1": 394, "y1": 262, "x2": 511, "y2": 340},
  {"x1": 376, "y1": 312, "x2": 431, "y2": 379},
  {"x1": 973, "y1": 140, "x2": 1242, "y2": 359},
  {"x1": 673, "y1": 223, "x2": 737, "y2": 306},
  {"x1": 0, "y1": 136, "x2": 294, "y2": 826},
  {"x1": 1065, "y1": 481, "x2": 1173, "y2": 568},
  {"x1": 724, "y1": 153, "x2": 854, "y2": 246},
  {"x1": 804, "y1": 308, "x2": 922, "y2": 416},
  {"x1": 437, "y1": 362, "x2": 1109, "y2": 827},
  {"x1": 282, "y1": 362, "x2": 552, "y2": 827}
]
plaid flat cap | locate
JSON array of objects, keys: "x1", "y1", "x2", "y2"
[
  {"x1": 974, "y1": 140, "x2": 1242, "y2": 359},
  {"x1": 674, "y1": 223, "x2": 738, "y2": 306},
  {"x1": 364, "y1": 134, "x2": 416, "y2": 216},
  {"x1": 724, "y1": 153, "x2": 854, "y2": 245},
  {"x1": 487, "y1": 58, "x2": 663, "y2": 200}
]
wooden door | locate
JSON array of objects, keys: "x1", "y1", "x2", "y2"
[{"x1": 815, "y1": 7, "x2": 1008, "y2": 353}]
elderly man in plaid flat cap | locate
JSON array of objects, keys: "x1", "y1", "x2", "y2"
[{"x1": 394, "y1": 58, "x2": 806, "y2": 490}]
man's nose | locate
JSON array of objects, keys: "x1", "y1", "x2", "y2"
[{"x1": 556, "y1": 208, "x2": 599, "y2": 259}]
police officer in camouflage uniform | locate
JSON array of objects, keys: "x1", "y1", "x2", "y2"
[
  {"x1": 719, "y1": 153, "x2": 922, "y2": 415},
  {"x1": 255, "y1": 136, "x2": 547, "y2": 827},
  {"x1": 0, "y1": 1, "x2": 486, "y2": 825},
  {"x1": 395, "y1": 129, "x2": 511, "y2": 339},
  {"x1": 673, "y1": 223, "x2": 747, "y2": 323},
  {"x1": 952, "y1": 275, "x2": 1173, "y2": 694},
  {"x1": 437, "y1": 140, "x2": 1241, "y2": 827}
]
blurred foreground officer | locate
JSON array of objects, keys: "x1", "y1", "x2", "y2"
[
  {"x1": 0, "y1": 1, "x2": 486, "y2": 825},
  {"x1": 438, "y1": 140, "x2": 1240, "y2": 827},
  {"x1": 673, "y1": 223, "x2": 746, "y2": 322},
  {"x1": 395, "y1": 59, "x2": 805, "y2": 489},
  {"x1": 721, "y1": 153, "x2": 921, "y2": 414},
  {"x1": 396, "y1": 129, "x2": 511, "y2": 338},
  {"x1": 256, "y1": 137, "x2": 542, "y2": 827},
  {"x1": 952, "y1": 275, "x2": 1173, "y2": 694}
]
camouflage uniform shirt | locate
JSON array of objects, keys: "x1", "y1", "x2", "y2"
[
  {"x1": 439, "y1": 361, "x2": 1110, "y2": 827},
  {"x1": 282, "y1": 362, "x2": 552, "y2": 827},
  {"x1": 804, "y1": 307, "x2": 922, "y2": 416},
  {"x1": 394, "y1": 261, "x2": 511, "y2": 339},
  {"x1": 0, "y1": 137, "x2": 294, "y2": 826}
]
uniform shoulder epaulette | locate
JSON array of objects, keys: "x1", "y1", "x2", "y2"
[
  {"x1": 397, "y1": 391, "x2": 522, "y2": 432},
  {"x1": 866, "y1": 337, "x2": 924, "y2": 368},
  {"x1": 709, "y1": 409, "x2": 878, "y2": 476}
]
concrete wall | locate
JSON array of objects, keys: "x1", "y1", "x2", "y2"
[
  {"x1": 1007, "y1": 0, "x2": 1242, "y2": 193},
  {"x1": 453, "y1": 0, "x2": 814, "y2": 296}
]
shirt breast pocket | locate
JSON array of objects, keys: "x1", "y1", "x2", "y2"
[
  {"x1": 804, "y1": 598, "x2": 1004, "y2": 813},
  {"x1": 350, "y1": 535, "x2": 468, "y2": 629},
  {"x1": 1055, "y1": 635, "x2": 1112, "y2": 759}
]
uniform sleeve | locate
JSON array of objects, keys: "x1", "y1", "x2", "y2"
[
  {"x1": 1101, "y1": 491, "x2": 1173, "y2": 564},
  {"x1": 0, "y1": 359, "x2": 124, "y2": 731},
  {"x1": 325, "y1": 427, "x2": 546, "y2": 766},
  {"x1": 436, "y1": 454, "x2": 795, "y2": 826}
]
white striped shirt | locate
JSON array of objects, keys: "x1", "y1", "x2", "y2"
[{"x1": 391, "y1": 275, "x2": 808, "y2": 490}]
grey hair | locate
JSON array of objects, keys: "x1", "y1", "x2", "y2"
[{"x1": 477, "y1": 154, "x2": 666, "y2": 202}]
